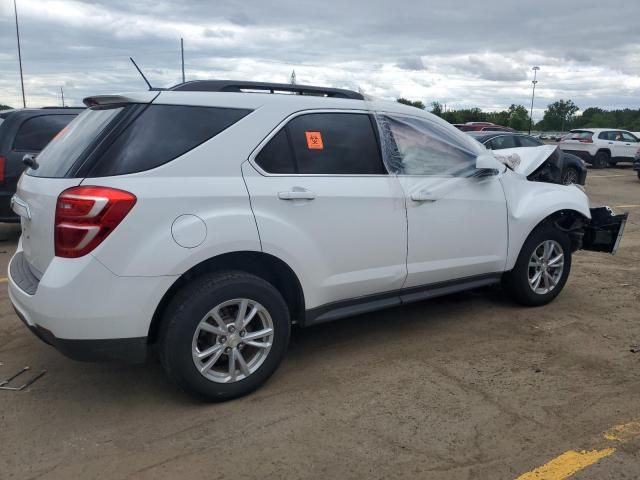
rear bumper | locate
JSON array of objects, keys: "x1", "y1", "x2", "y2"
[{"x1": 8, "y1": 248, "x2": 178, "y2": 363}]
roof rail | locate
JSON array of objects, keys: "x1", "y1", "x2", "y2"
[{"x1": 168, "y1": 80, "x2": 364, "y2": 100}]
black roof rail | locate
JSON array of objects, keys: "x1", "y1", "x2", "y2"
[{"x1": 168, "y1": 80, "x2": 364, "y2": 100}]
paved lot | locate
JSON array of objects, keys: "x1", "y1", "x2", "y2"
[{"x1": 0, "y1": 167, "x2": 639, "y2": 480}]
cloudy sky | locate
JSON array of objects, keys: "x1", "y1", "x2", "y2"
[{"x1": 1, "y1": 0, "x2": 638, "y2": 120}]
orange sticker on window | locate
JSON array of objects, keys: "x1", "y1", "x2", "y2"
[{"x1": 305, "y1": 131, "x2": 324, "y2": 150}]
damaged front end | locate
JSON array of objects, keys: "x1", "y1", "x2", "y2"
[
  {"x1": 583, "y1": 207, "x2": 628, "y2": 254},
  {"x1": 555, "y1": 207, "x2": 628, "y2": 254}
]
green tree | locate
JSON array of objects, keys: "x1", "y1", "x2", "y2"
[
  {"x1": 0, "y1": 104, "x2": 12, "y2": 111},
  {"x1": 396, "y1": 98, "x2": 426, "y2": 109},
  {"x1": 430, "y1": 101, "x2": 443, "y2": 116},
  {"x1": 506, "y1": 104, "x2": 530, "y2": 131},
  {"x1": 539, "y1": 99, "x2": 579, "y2": 132}
]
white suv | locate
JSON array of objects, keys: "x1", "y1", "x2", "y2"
[
  {"x1": 8, "y1": 81, "x2": 627, "y2": 400},
  {"x1": 559, "y1": 128, "x2": 640, "y2": 168}
]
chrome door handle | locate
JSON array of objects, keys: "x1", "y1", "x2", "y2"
[{"x1": 278, "y1": 189, "x2": 316, "y2": 200}]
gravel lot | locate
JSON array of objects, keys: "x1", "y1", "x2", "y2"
[{"x1": 0, "y1": 166, "x2": 638, "y2": 480}]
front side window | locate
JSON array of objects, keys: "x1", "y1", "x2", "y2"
[
  {"x1": 377, "y1": 114, "x2": 480, "y2": 176},
  {"x1": 14, "y1": 115, "x2": 76, "y2": 152},
  {"x1": 621, "y1": 132, "x2": 638, "y2": 142},
  {"x1": 489, "y1": 135, "x2": 517, "y2": 149},
  {"x1": 255, "y1": 112, "x2": 386, "y2": 175}
]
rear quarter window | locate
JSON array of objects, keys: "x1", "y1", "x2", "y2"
[
  {"x1": 13, "y1": 115, "x2": 76, "y2": 152},
  {"x1": 87, "y1": 105, "x2": 251, "y2": 177}
]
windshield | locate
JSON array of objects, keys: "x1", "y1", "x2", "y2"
[{"x1": 27, "y1": 107, "x2": 123, "y2": 178}]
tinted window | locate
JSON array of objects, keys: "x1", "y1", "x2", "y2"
[
  {"x1": 88, "y1": 105, "x2": 251, "y2": 177},
  {"x1": 517, "y1": 136, "x2": 543, "y2": 147},
  {"x1": 255, "y1": 129, "x2": 296, "y2": 173},
  {"x1": 28, "y1": 108, "x2": 122, "y2": 178},
  {"x1": 379, "y1": 114, "x2": 478, "y2": 176},
  {"x1": 13, "y1": 115, "x2": 76, "y2": 151},
  {"x1": 271, "y1": 113, "x2": 386, "y2": 175},
  {"x1": 621, "y1": 132, "x2": 638, "y2": 142}
]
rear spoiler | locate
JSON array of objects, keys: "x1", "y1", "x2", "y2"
[{"x1": 82, "y1": 91, "x2": 160, "y2": 108}]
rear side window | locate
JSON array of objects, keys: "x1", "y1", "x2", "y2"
[
  {"x1": 13, "y1": 115, "x2": 76, "y2": 151},
  {"x1": 488, "y1": 135, "x2": 517, "y2": 149},
  {"x1": 28, "y1": 108, "x2": 122, "y2": 178},
  {"x1": 88, "y1": 105, "x2": 251, "y2": 177},
  {"x1": 256, "y1": 112, "x2": 385, "y2": 175}
]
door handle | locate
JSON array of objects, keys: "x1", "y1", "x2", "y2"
[
  {"x1": 410, "y1": 190, "x2": 438, "y2": 202},
  {"x1": 278, "y1": 189, "x2": 316, "y2": 200}
]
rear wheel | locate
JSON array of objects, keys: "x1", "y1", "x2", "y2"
[
  {"x1": 593, "y1": 150, "x2": 610, "y2": 169},
  {"x1": 561, "y1": 167, "x2": 579, "y2": 185},
  {"x1": 159, "y1": 271, "x2": 290, "y2": 401},
  {"x1": 637, "y1": 171, "x2": 640, "y2": 181},
  {"x1": 503, "y1": 225, "x2": 572, "y2": 306}
]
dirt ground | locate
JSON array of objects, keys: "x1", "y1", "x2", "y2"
[{"x1": 0, "y1": 166, "x2": 638, "y2": 480}]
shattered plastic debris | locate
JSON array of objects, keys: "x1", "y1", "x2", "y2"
[{"x1": 494, "y1": 152, "x2": 521, "y2": 170}]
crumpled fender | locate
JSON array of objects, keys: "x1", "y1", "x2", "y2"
[{"x1": 500, "y1": 170, "x2": 591, "y2": 270}]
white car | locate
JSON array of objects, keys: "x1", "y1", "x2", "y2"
[
  {"x1": 559, "y1": 128, "x2": 640, "y2": 168},
  {"x1": 8, "y1": 81, "x2": 627, "y2": 400}
]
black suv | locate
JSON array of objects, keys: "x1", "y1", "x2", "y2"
[{"x1": 0, "y1": 108, "x2": 83, "y2": 221}]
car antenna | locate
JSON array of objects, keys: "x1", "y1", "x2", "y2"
[{"x1": 129, "y1": 57, "x2": 154, "y2": 90}]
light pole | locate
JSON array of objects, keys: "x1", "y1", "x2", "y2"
[
  {"x1": 13, "y1": 0, "x2": 26, "y2": 108},
  {"x1": 528, "y1": 66, "x2": 540, "y2": 135}
]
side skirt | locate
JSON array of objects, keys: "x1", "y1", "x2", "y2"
[{"x1": 303, "y1": 273, "x2": 502, "y2": 327}]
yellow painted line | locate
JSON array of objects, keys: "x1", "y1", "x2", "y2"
[
  {"x1": 0, "y1": 277, "x2": 7, "y2": 283},
  {"x1": 515, "y1": 449, "x2": 615, "y2": 480},
  {"x1": 613, "y1": 204, "x2": 640, "y2": 209},
  {"x1": 588, "y1": 174, "x2": 627, "y2": 178},
  {"x1": 515, "y1": 420, "x2": 640, "y2": 479},
  {"x1": 603, "y1": 421, "x2": 640, "y2": 442}
]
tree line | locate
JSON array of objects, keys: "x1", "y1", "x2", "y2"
[{"x1": 397, "y1": 98, "x2": 640, "y2": 132}]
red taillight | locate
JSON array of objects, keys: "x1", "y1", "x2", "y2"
[
  {"x1": 579, "y1": 134, "x2": 593, "y2": 144},
  {"x1": 55, "y1": 186, "x2": 136, "y2": 258},
  {"x1": 0, "y1": 156, "x2": 5, "y2": 182}
]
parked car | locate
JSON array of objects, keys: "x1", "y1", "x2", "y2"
[
  {"x1": 467, "y1": 132, "x2": 587, "y2": 185},
  {"x1": 8, "y1": 80, "x2": 627, "y2": 401},
  {"x1": 559, "y1": 128, "x2": 640, "y2": 168},
  {"x1": 0, "y1": 107, "x2": 84, "y2": 221},
  {"x1": 453, "y1": 122, "x2": 514, "y2": 132}
]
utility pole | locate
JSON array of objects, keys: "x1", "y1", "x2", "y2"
[
  {"x1": 290, "y1": 69, "x2": 296, "y2": 85},
  {"x1": 60, "y1": 86, "x2": 65, "y2": 107},
  {"x1": 180, "y1": 37, "x2": 185, "y2": 83},
  {"x1": 528, "y1": 66, "x2": 540, "y2": 135},
  {"x1": 13, "y1": 0, "x2": 26, "y2": 108}
]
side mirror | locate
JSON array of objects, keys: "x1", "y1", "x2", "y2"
[{"x1": 475, "y1": 153, "x2": 505, "y2": 174}]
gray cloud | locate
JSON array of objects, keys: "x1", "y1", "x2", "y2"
[{"x1": 0, "y1": 0, "x2": 639, "y2": 118}]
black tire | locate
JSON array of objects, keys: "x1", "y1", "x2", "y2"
[
  {"x1": 502, "y1": 225, "x2": 572, "y2": 306},
  {"x1": 561, "y1": 167, "x2": 579, "y2": 185},
  {"x1": 593, "y1": 150, "x2": 610, "y2": 169},
  {"x1": 159, "y1": 271, "x2": 290, "y2": 401},
  {"x1": 637, "y1": 171, "x2": 640, "y2": 181}
]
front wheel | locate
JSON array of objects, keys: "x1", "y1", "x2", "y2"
[
  {"x1": 159, "y1": 271, "x2": 291, "y2": 401},
  {"x1": 503, "y1": 225, "x2": 572, "y2": 306},
  {"x1": 561, "y1": 167, "x2": 579, "y2": 185}
]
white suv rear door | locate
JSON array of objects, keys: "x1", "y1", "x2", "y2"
[
  {"x1": 376, "y1": 113, "x2": 508, "y2": 288},
  {"x1": 243, "y1": 111, "x2": 407, "y2": 310}
]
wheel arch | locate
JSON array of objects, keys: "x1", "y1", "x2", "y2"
[
  {"x1": 506, "y1": 204, "x2": 590, "y2": 271},
  {"x1": 147, "y1": 251, "x2": 306, "y2": 344}
]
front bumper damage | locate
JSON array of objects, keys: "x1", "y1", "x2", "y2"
[{"x1": 583, "y1": 207, "x2": 628, "y2": 254}]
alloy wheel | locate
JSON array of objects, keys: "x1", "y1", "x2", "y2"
[
  {"x1": 191, "y1": 298, "x2": 274, "y2": 383},
  {"x1": 528, "y1": 240, "x2": 564, "y2": 295}
]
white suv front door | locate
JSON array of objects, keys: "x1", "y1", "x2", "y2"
[
  {"x1": 377, "y1": 113, "x2": 508, "y2": 288},
  {"x1": 243, "y1": 111, "x2": 408, "y2": 310}
]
